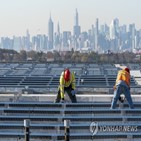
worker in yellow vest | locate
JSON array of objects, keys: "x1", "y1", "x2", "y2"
[
  {"x1": 55, "y1": 68, "x2": 77, "y2": 103},
  {"x1": 111, "y1": 67, "x2": 134, "y2": 109}
]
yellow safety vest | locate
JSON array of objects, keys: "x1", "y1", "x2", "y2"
[
  {"x1": 59, "y1": 71, "x2": 76, "y2": 99},
  {"x1": 115, "y1": 70, "x2": 130, "y2": 87}
]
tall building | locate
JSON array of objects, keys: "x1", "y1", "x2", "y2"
[
  {"x1": 110, "y1": 18, "x2": 120, "y2": 52},
  {"x1": 73, "y1": 9, "x2": 81, "y2": 39},
  {"x1": 62, "y1": 31, "x2": 71, "y2": 50},
  {"x1": 24, "y1": 29, "x2": 31, "y2": 51},
  {"x1": 90, "y1": 25, "x2": 95, "y2": 51},
  {"x1": 110, "y1": 18, "x2": 119, "y2": 39},
  {"x1": 54, "y1": 22, "x2": 61, "y2": 50},
  {"x1": 13, "y1": 36, "x2": 22, "y2": 52},
  {"x1": 48, "y1": 14, "x2": 54, "y2": 50},
  {"x1": 57, "y1": 22, "x2": 60, "y2": 35},
  {"x1": 31, "y1": 36, "x2": 39, "y2": 51},
  {"x1": 1, "y1": 37, "x2": 13, "y2": 50},
  {"x1": 129, "y1": 24, "x2": 136, "y2": 51},
  {"x1": 95, "y1": 18, "x2": 99, "y2": 52},
  {"x1": 136, "y1": 30, "x2": 141, "y2": 49},
  {"x1": 73, "y1": 9, "x2": 81, "y2": 50}
]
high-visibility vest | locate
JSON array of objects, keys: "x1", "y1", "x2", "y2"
[
  {"x1": 59, "y1": 71, "x2": 75, "y2": 99},
  {"x1": 115, "y1": 70, "x2": 130, "y2": 87}
]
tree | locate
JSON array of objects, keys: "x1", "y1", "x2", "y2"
[
  {"x1": 20, "y1": 50, "x2": 27, "y2": 61},
  {"x1": 64, "y1": 51, "x2": 73, "y2": 62},
  {"x1": 53, "y1": 51, "x2": 62, "y2": 62},
  {"x1": 13, "y1": 54, "x2": 22, "y2": 62},
  {"x1": 71, "y1": 51, "x2": 81, "y2": 62},
  {"x1": 27, "y1": 50, "x2": 38, "y2": 61},
  {"x1": 81, "y1": 55, "x2": 88, "y2": 62}
]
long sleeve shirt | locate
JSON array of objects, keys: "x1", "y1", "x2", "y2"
[{"x1": 59, "y1": 71, "x2": 76, "y2": 99}]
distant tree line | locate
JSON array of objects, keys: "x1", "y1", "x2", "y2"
[{"x1": 0, "y1": 48, "x2": 140, "y2": 63}]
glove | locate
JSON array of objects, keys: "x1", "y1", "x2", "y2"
[
  {"x1": 60, "y1": 98, "x2": 65, "y2": 103},
  {"x1": 71, "y1": 90, "x2": 76, "y2": 96},
  {"x1": 113, "y1": 85, "x2": 116, "y2": 90},
  {"x1": 119, "y1": 96, "x2": 124, "y2": 103}
]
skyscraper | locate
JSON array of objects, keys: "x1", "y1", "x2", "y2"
[
  {"x1": 73, "y1": 9, "x2": 81, "y2": 39},
  {"x1": 73, "y1": 9, "x2": 81, "y2": 50},
  {"x1": 95, "y1": 18, "x2": 99, "y2": 52},
  {"x1": 54, "y1": 22, "x2": 61, "y2": 51},
  {"x1": 48, "y1": 14, "x2": 54, "y2": 50},
  {"x1": 13, "y1": 36, "x2": 22, "y2": 52},
  {"x1": 24, "y1": 29, "x2": 31, "y2": 51},
  {"x1": 110, "y1": 18, "x2": 119, "y2": 40},
  {"x1": 129, "y1": 23, "x2": 136, "y2": 51},
  {"x1": 110, "y1": 18, "x2": 120, "y2": 52}
]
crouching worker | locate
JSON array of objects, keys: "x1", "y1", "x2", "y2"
[
  {"x1": 111, "y1": 67, "x2": 134, "y2": 109},
  {"x1": 55, "y1": 68, "x2": 77, "y2": 103}
]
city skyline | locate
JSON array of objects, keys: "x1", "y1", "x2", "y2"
[{"x1": 0, "y1": 0, "x2": 141, "y2": 37}]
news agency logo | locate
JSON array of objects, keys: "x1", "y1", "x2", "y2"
[
  {"x1": 90, "y1": 121, "x2": 138, "y2": 136},
  {"x1": 90, "y1": 122, "x2": 99, "y2": 135}
]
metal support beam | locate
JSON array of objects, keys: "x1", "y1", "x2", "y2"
[
  {"x1": 64, "y1": 120, "x2": 70, "y2": 141},
  {"x1": 24, "y1": 119, "x2": 30, "y2": 141}
]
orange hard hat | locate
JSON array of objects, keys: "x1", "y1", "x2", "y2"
[
  {"x1": 64, "y1": 69, "x2": 70, "y2": 81},
  {"x1": 124, "y1": 67, "x2": 130, "y2": 73}
]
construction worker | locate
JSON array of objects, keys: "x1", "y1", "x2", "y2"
[
  {"x1": 55, "y1": 68, "x2": 77, "y2": 103},
  {"x1": 111, "y1": 67, "x2": 134, "y2": 109}
]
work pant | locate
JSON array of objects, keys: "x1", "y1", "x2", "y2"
[
  {"x1": 111, "y1": 84, "x2": 134, "y2": 109},
  {"x1": 55, "y1": 85, "x2": 77, "y2": 103}
]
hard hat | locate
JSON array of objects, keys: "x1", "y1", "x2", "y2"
[
  {"x1": 124, "y1": 67, "x2": 130, "y2": 73},
  {"x1": 64, "y1": 69, "x2": 70, "y2": 81}
]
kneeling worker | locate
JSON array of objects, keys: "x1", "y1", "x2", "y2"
[{"x1": 55, "y1": 68, "x2": 77, "y2": 103}]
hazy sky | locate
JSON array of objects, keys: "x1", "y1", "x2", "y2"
[{"x1": 0, "y1": 0, "x2": 141, "y2": 37}]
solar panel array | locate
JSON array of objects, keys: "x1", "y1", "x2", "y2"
[
  {"x1": 0, "y1": 101, "x2": 140, "y2": 140},
  {"x1": 0, "y1": 63, "x2": 139, "y2": 91},
  {"x1": 0, "y1": 63, "x2": 140, "y2": 140}
]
